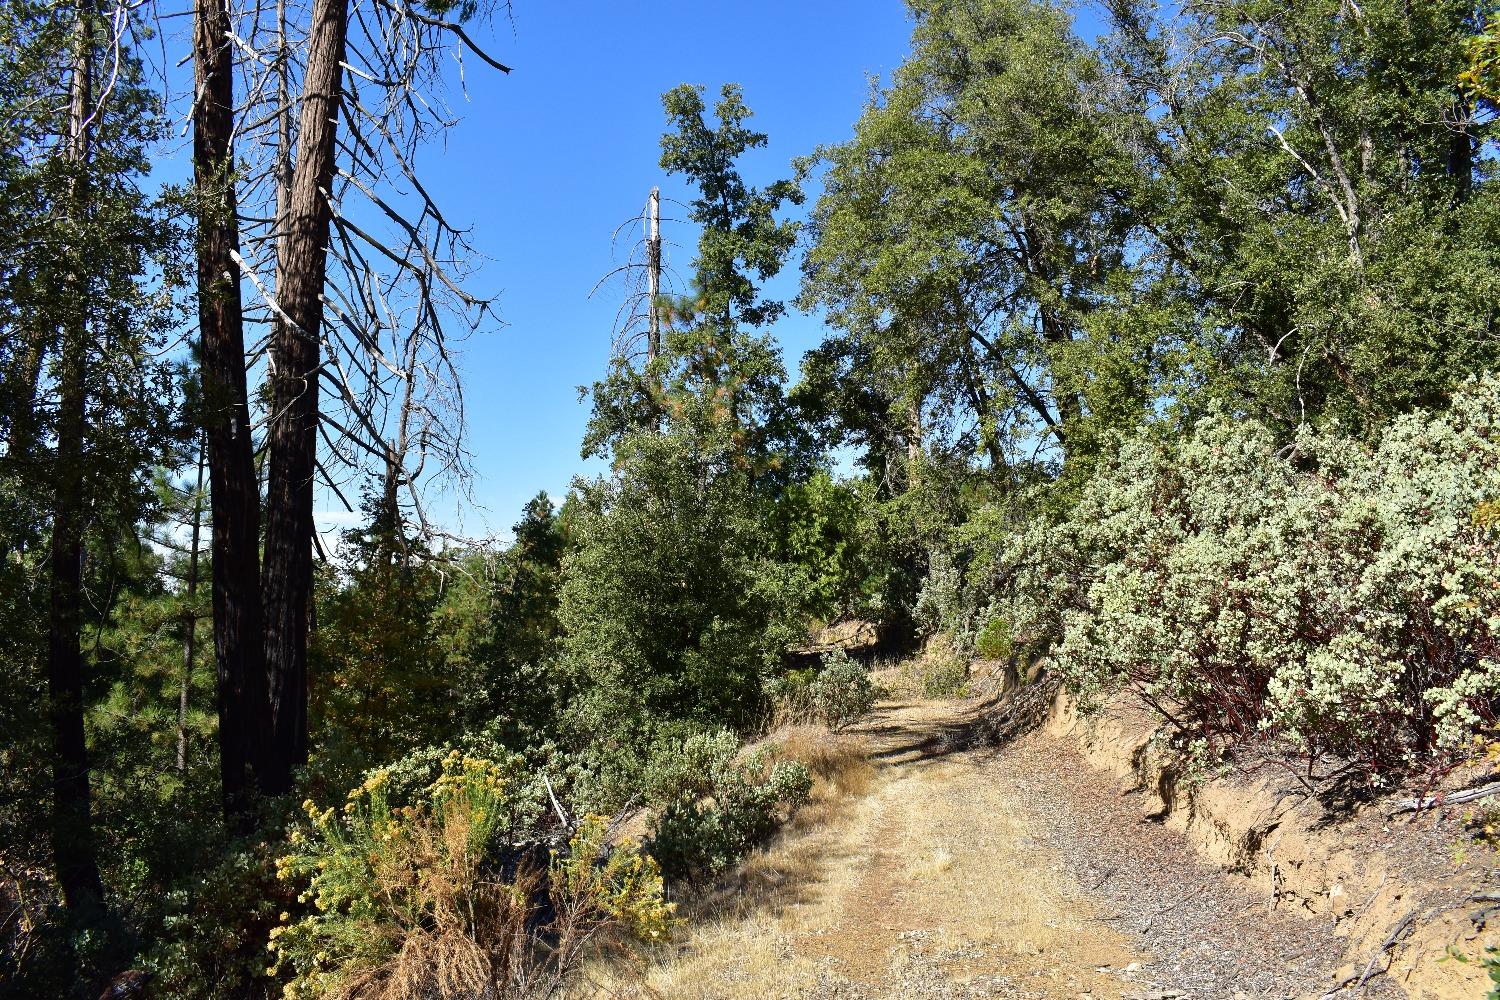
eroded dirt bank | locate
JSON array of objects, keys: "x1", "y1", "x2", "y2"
[
  {"x1": 596, "y1": 690, "x2": 1499, "y2": 999},
  {"x1": 1050, "y1": 694, "x2": 1500, "y2": 1000}
]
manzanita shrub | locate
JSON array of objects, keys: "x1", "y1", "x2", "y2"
[
  {"x1": 989, "y1": 375, "x2": 1500, "y2": 777},
  {"x1": 809, "y1": 649, "x2": 877, "y2": 731},
  {"x1": 646, "y1": 733, "x2": 813, "y2": 881}
]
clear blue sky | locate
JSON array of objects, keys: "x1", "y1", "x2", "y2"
[{"x1": 409, "y1": 0, "x2": 919, "y2": 539}]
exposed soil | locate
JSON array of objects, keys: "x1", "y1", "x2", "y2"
[{"x1": 596, "y1": 694, "x2": 1467, "y2": 1000}]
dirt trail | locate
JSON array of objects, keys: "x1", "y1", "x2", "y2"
[{"x1": 614, "y1": 697, "x2": 1380, "y2": 1000}]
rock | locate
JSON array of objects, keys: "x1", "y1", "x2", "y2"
[{"x1": 788, "y1": 619, "x2": 880, "y2": 657}]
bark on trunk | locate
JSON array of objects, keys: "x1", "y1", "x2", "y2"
[
  {"x1": 49, "y1": 0, "x2": 104, "y2": 922},
  {"x1": 1448, "y1": 95, "x2": 1473, "y2": 205},
  {"x1": 261, "y1": 0, "x2": 348, "y2": 794},
  {"x1": 192, "y1": 0, "x2": 268, "y2": 826},
  {"x1": 0, "y1": 328, "x2": 46, "y2": 564},
  {"x1": 1037, "y1": 305, "x2": 1082, "y2": 460},
  {"x1": 177, "y1": 434, "x2": 206, "y2": 774}
]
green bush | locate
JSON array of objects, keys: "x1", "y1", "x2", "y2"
[
  {"x1": 913, "y1": 550, "x2": 979, "y2": 649},
  {"x1": 647, "y1": 740, "x2": 812, "y2": 881},
  {"x1": 916, "y1": 650, "x2": 970, "y2": 698},
  {"x1": 139, "y1": 845, "x2": 287, "y2": 1000},
  {"x1": 810, "y1": 650, "x2": 876, "y2": 731},
  {"x1": 774, "y1": 471, "x2": 895, "y2": 624},
  {"x1": 975, "y1": 617, "x2": 1013, "y2": 660},
  {"x1": 558, "y1": 430, "x2": 799, "y2": 735},
  {"x1": 765, "y1": 667, "x2": 818, "y2": 722},
  {"x1": 996, "y1": 376, "x2": 1500, "y2": 774}
]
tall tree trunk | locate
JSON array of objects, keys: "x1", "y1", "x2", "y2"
[
  {"x1": 1448, "y1": 95, "x2": 1473, "y2": 205},
  {"x1": 957, "y1": 329, "x2": 1005, "y2": 473},
  {"x1": 192, "y1": 0, "x2": 268, "y2": 826},
  {"x1": 1, "y1": 328, "x2": 46, "y2": 467},
  {"x1": 1037, "y1": 305, "x2": 1082, "y2": 461},
  {"x1": 176, "y1": 433, "x2": 206, "y2": 774},
  {"x1": 0, "y1": 328, "x2": 46, "y2": 563},
  {"x1": 48, "y1": 0, "x2": 104, "y2": 924},
  {"x1": 261, "y1": 0, "x2": 348, "y2": 794}
]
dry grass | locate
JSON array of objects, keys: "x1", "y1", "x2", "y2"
[
  {"x1": 336, "y1": 866, "x2": 551, "y2": 1000},
  {"x1": 771, "y1": 724, "x2": 873, "y2": 800},
  {"x1": 580, "y1": 722, "x2": 877, "y2": 998},
  {"x1": 870, "y1": 647, "x2": 974, "y2": 701}
]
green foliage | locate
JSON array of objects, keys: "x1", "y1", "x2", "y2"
[
  {"x1": 0, "y1": 4, "x2": 189, "y2": 980},
  {"x1": 270, "y1": 753, "x2": 673, "y2": 1000},
  {"x1": 310, "y1": 500, "x2": 458, "y2": 774},
  {"x1": 774, "y1": 471, "x2": 894, "y2": 623},
  {"x1": 646, "y1": 737, "x2": 813, "y2": 881},
  {"x1": 913, "y1": 550, "x2": 975, "y2": 649},
  {"x1": 765, "y1": 667, "x2": 818, "y2": 723},
  {"x1": 799, "y1": 0, "x2": 1148, "y2": 476},
  {"x1": 559, "y1": 429, "x2": 797, "y2": 735},
  {"x1": 1465, "y1": 14, "x2": 1500, "y2": 100},
  {"x1": 137, "y1": 844, "x2": 286, "y2": 1000},
  {"x1": 659, "y1": 83, "x2": 803, "y2": 336},
  {"x1": 433, "y1": 492, "x2": 569, "y2": 744},
  {"x1": 5, "y1": 1, "x2": 1500, "y2": 994},
  {"x1": 809, "y1": 650, "x2": 876, "y2": 732},
  {"x1": 1103, "y1": 0, "x2": 1500, "y2": 432},
  {"x1": 309, "y1": 490, "x2": 571, "y2": 787},
  {"x1": 584, "y1": 82, "x2": 803, "y2": 469},
  {"x1": 995, "y1": 376, "x2": 1500, "y2": 773},
  {"x1": 975, "y1": 617, "x2": 1013, "y2": 661},
  {"x1": 800, "y1": 0, "x2": 1500, "y2": 503},
  {"x1": 567, "y1": 82, "x2": 810, "y2": 753}
]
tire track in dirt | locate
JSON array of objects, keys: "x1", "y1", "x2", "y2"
[{"x1": 599, "y1": 697, "x2": 1364, "y2": 999}]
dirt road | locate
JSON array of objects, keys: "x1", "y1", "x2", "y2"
[{"x1": 609, "y1": 697, "x2": 1391, "y2": 1000}]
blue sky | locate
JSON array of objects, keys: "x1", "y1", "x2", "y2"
[{"x1": 405, "y1": 0, "x2": 919, "y2": 539}]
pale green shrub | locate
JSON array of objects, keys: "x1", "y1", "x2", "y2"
[
  {"x1": 914, "y1": 550, "x2": 980, "y2": 649},
  {"x1": 810, "y1": 649, "x2": 876, "y2": 731},
  {"x1": 996, "y1": 376, "x2": 1500, "y2": 774},
  {"x1": 646, "y1": 740, "x2": 812, "y2": 881}
]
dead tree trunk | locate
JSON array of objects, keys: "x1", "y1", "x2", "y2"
[
  {"x1": 261, "y1": 0, "x2": 349, "y2": 794},
  {"x1": 48, "y1": 0, "x2": 105, "y2": 923},
  {"x1": 646, "y1": 186, "x2": 662, "y2": 363},
  {"x1": 192, "y1": 0, "x2": 268, "y2": 826}
]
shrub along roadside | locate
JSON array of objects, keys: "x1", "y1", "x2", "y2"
[
  {"x1": 269, "y1": 753, "x2": 674, "y2": 1000},
  {"x1": 643, "y1": 732, "x2": 813, "y2": 882},
  {"x1": 809, "y1": 650, "x2": 876, "y2": 732},
  {"x1": 980, "y1": 375, "x2": 1500, "y2": 778}
]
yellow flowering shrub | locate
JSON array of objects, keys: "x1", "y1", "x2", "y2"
[
  {"x1": 269, "y1": 752, "x2": 674, "y2": 999},
  {"x1": 550, "y1": 817, "x2": 676, "y2": 943}
]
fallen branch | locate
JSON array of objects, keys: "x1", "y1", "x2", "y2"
[
  {"x1": 542, "y1": 775, "x2": 572, "y2": 830},
  {"x1": 1388, "y1": 779, "x2": 1500, "y2": 816},
  {"x1": 1321, "y1": 908, "x2": 1418, "y2": 996},
  {"x1": 1359, "y1": 910, "x2": 1417, "y2": 986},
  {"x1": 1471, "y1": 892, "x2": 1500, "y2": 929}
]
